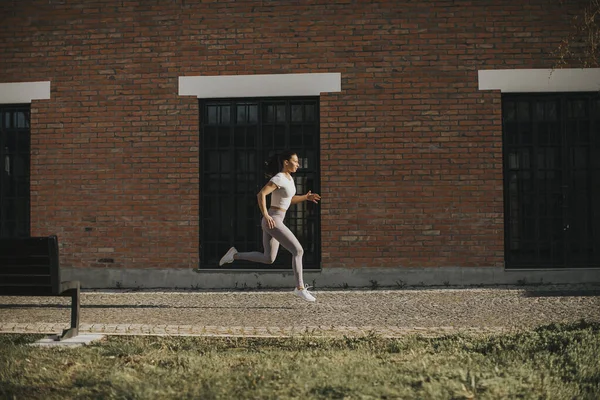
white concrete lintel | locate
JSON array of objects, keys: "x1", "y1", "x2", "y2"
[
  {"x1": 0, "y1": 81, "x2": 51, "y2": 104},
  {"x1": 478, "y1": 68, "x2": 600, "y2": 93},
  {"x1": 179, "y1": 73, "x2": 342, "y2": 98}
]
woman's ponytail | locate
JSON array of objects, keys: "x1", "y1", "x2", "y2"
[{"x1": 264, "y1": 150, "x2": 296, "y2": 178}]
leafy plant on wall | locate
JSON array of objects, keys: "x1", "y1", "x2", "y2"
[{"x1": 555, "y1": 0, "x2": 600, "y2": 67}]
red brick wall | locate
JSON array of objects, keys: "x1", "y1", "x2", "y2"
[{"x1": 0, "y1": 0, "x2": 586, "y2": 270}]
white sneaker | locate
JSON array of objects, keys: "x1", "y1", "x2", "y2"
[
  {"x1": 293, "y1": 286, "x2": 316, "y2": 302},
  {"x1": 219, "y1": 247, "x2": 237, "y2": 266}
]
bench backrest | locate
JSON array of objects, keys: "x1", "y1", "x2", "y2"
[{"x1": 0, "y1": 235, "x2": 60, "y2": 296}]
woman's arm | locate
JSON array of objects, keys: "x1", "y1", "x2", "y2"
[
  {"x1": 257, "y1": 182, "x2": 278, "y2": 228},
  {"x1": 291, "y1": 190, "x2": 321, "y2": 205},
  {"x1": 290, "y1": 194, "x2": 307, "y2": 205}
]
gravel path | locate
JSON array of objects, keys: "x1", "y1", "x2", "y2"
[{"x1": 1, "y1": 285, "x2": 599, "y2": 337}]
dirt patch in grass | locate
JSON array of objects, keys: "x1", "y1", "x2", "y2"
[{"x1": 1, "y1": 321, "x2": 599, "y2": 399}]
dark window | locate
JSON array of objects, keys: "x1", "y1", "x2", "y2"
[
  {"x1": 502, "y1": 93, "x2": 600, "y2": 269},
  {"x1": 0, "y1": 105, "x2": 30, "y2": 238},
  {"x1": 199, "y1": 98, "x2": 320, "y2": 270}
]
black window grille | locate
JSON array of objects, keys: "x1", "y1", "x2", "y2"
[
  {"x1": 0, "y1": 104, "x2": 30, "y2": 238},
  {"x1": 502, "y1": 93, "x2": 600, "y2": 269},
  {"x1": 199, "y1": 98, "x2": 321, "y2": 270}
]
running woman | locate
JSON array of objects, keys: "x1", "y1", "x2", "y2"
[{"x1": 218, "y1": 150, "x2": 321, "y2": 302}]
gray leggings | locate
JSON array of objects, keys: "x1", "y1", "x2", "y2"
[{"x1": 235, "y1": 209, "x2": 304, "y2": 288}]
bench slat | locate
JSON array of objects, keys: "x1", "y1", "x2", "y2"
[
  {"x1": 0, "y1": 283, "x2": 53, "y2": 287},
  {"x1": 0, "y1": 274, "x2": 52, "y2": 280},
  {"x1": 0, "y1": 239, "x2": 54, "y2": 257},
  {"x1": 0, "y1": 286, "x2": 57, "y2": 296},
  {"x1": 0, "y1": 256, "x2": 52, "y2": 266},
  {"x1": 0, "y1": 266, "x2": 51, "y2": 275},
  {"x1": 1, "y1": 276, "x2": 52, "y2": 285},
  {"x1": 0, "y1": 263, "x2": 51, "y2": 268},
  {"x1": 0, "y1": 236, "x2": 60, "y2": 295}
]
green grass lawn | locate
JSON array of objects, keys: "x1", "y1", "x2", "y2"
[{"x1": 1, "y1": 321, "x2": 599, "y2": 400}]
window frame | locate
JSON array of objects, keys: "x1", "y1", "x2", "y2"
[{"x1": 198, "y1": 97, "x2": 322, "y2": 271}]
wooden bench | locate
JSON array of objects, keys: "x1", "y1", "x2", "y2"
[{"x1": 0, "y1": 235, "x2": 80, "y2": 340}]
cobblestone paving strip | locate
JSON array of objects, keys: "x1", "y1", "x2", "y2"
[
  {"x1": 0, "y1": 322, "x2": 519, "y2": 338},
  {"x1": 1, "y1": 285, "x2": 598, "y2": 338}
]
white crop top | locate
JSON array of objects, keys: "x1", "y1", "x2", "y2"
[{"x1": 269, "y1": 172, "x2": 296, "y2": 210}]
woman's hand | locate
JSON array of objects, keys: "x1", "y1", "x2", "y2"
[
  {"x1": 265, "y1": 215, "x2": 276, "y2": 229},
  {"x1": 306, "y1": 191, "x2": 321, "y2": 204}
]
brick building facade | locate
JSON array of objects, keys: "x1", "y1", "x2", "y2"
[{"x1": 1, "y1": 0, "x2": 598, "y2": 288}]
